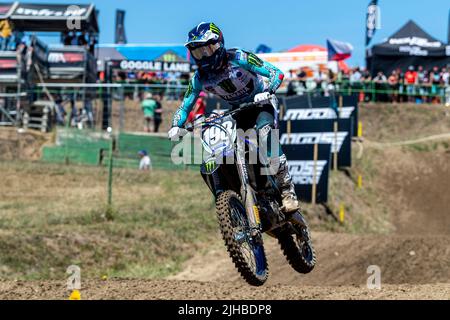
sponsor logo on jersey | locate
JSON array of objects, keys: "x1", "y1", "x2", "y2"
[
  {"x1": 248, "y1": 52, "x2": 264, "y2": 67},
  {"x1": 289, "y1": 160, "x2": 327, "y2": 185},
  {"x1": 218, "y1": 78, "x2": 237, "y2": 94},
  {"x1": 184, "y1": 81, "x2": 193, "y2": 97},
  {"x1": 220, "y1": 79, "x2": 255, "y2": 101},
  {"x1": 283, "y1": 107, "x2": 354, "y2": 121},
  {"x1": 281, "y1": 132, "x2": 348, "y2": 153}
]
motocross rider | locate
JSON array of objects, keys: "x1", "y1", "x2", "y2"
[{"x1": 168, "y1": 22, "x2": 300, "y2": 213}]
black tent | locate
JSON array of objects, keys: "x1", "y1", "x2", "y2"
[
  {"x1": 367, "y1": 20, "x2": 450, "y2": 76},
  {"x1": 0, "y1": 2, "x2": 99, "y2": 34}
]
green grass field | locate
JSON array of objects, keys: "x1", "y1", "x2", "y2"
[{"x1": 0, "y1": 161, "x2": 217, "y2": 280}]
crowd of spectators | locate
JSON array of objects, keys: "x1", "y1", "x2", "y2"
[
  {"x1": 287, "y1": 65, "x2": 450, "y2": 105},
  {"x1": 62, "y1": 31, "x2": 96, "y2": 54}
]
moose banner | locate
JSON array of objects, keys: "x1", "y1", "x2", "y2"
[
  {"x1": 283, "y1": 144, "x2": 332, "y2": 204},
  {"x1": 282, "y1": 94, "x2": 359, "y2": 137},
  {"x1": 279, "y1": 118, "x2": 353, "y2": 168}
]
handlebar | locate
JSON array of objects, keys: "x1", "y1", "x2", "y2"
[{"x1": 185, "y1": 94, "x2": 278, "y2": 132}]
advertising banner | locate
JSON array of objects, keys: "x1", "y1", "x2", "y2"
[
  {"x1": 282, "y1": 94, "x2": 359, "y2": 137},
  {"x1": 283, "y1": 144, "x2": 332, "y2": 204},
  {"x1": 0, "y1": 52, "x2": 18, "y2": 80},
  {"x1": 280, "y1": 118, "x2": 353, "y2": 168},
  {"x1": 114, "y1": 60, "x2": 191, "y2": 73}
]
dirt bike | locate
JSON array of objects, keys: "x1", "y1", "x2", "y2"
[{"x1": 184, "y1": 94, "x2": 316, "y2": 286}]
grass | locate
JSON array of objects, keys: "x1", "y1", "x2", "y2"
[{"x1": 0, "y1": 161, "x2": 217, "y2": 280}]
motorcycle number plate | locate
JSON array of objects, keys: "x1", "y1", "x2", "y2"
[{"x1": 202, "y1": 120, "x2": 236, "y2": 154}]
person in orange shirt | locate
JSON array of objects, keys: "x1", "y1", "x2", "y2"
[{"x1": 404, "y1": 66, "x2": 418, "y2": 103}]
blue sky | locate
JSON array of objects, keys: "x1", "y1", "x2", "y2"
[{"x1": 10, "y1": 0, "x2": 450, "y2": 66}]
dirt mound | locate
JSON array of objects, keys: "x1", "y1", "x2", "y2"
[
  {"x1": 360, "y1": 103, "x2": 450, "y2": 142},
  {"x1": 373, "y1": 148, "x2": 450, "y2": 235},
  {"x1": 0, "y1": 279, "x2": 448, "y2": 300},
  {"x1": 0, "y1": 128, "x2": 51, "y2": 161},
  {"x1": 170, "y1": 232, "x2": 450, "y2": 286}
]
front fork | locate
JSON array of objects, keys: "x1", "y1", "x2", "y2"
[{"x1": 235, "y1": 140, "x2": 261, "y2": 237}]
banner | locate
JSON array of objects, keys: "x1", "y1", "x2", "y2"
[
  {"x1": 115, "y1": 10, "x2": 127, "y2": 44},
  {"x1": 48, "y1": 50, "x2": 84, "y2": 68},
  {"x1": 448, "y1": 9, "x2": 450, "y2": 45},
  {"x1": 282, "y1": 94, "x2": 359, "y2": 137},
  {"x1": 283, "y1": 144, "x2": 332, "y2": 204},
  {"x1": 0, "y1": 53, "x2": 18, "y2": 79},
  {"x1": 280, "y1": 118, "x2": 353, "y2": 168},
  {"x1": 5, "y1": 3, "x2": 99, "y2": 33},
  {"x1": 366, "y1": 0, "x2": 379, "y2": 46},
  {"x1": 114, "y1": 60, "x2": 191, "y2": 73}
]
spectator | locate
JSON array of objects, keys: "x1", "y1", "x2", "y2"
[
  {"x1": 154, "y1": 94, "x2": 163, "y2": 133},
  {"x1": 429, "y1": 66, "x2": 441, "y2": 103},
  {"x1": 373, "y1": 71, "x2": 388, "y2": 102},
  {"x1": 11, "y1": 30, "x2": 24, "y2": 51},
  {"x1": 188, "y1": 91, "x2": 207, "y2": 123},
  {"x1": 350, "y1": 67, "x2": 363, "y2": 92},
  {"x1": 443, "y1": 67, "x2": 450, "y2": 107},
  {"x1": 64, "y1": 32, "x2": 75, "y2": 46},
  {"x1": 55, "y1": 97, "x2": 66, "y2": 126},
  {"x1": 417, "y1": 66, "x2": 427, "y2": 103},
  {"x1": 404, "y1": 66, "x2": 418, "y2": 103},
  {"x1": 297, "y1": 67, "x2": 308, "y2": 90},
  {"x1": 286, "y1": 79, "x2": 297, "y2": 96},
  {"x1": 387, "y1": 70, "x2": 399, "y2": 103},
  {"x1": 138, "y1": 150, "x2": 152, "y2": 171},
  {"x1": 0, "y1": 19, "x2": 12, "y2": 51},
  {"x1": 141, "y1": 92, "x2": 157, "y2": 132},
  {"x1": 373, "y1": 71, "x2": 387, "y2": 83},
  {"x1": 77, "y1": 32, "x2": 88, "y2": 47},
  {"x1": 397, "y1": 68, "x2": 405, "y2": 102}
]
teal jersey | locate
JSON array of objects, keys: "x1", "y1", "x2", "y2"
[{"x1": 172, "y1": 48, "x2": 284, "y2": 127}]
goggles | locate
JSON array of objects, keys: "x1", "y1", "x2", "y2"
[{"x1": 189, "y1": 42, "x2": 221, "y2": 60}]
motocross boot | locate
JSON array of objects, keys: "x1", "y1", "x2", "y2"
[{"x1": 273, "y1": 154, "x2": 301, "y2": 213}]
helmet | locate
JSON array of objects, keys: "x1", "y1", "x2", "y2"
[{"x1": 185, "y1": 22, "x2": 226, "y2": 73}]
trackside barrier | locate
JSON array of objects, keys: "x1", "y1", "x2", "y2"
[{"x1": 41, "y1": 128, "x2": 199, "y2": 171}]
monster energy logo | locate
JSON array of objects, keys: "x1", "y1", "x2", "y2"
[
  {"x1": 204, "y1": 159, "x2": 217, "y2": 173},
  {"x1": 248, "y1": 53, "x2": 263, "y2": 67},
  {"x1": 218, "y1": 79, "x2": 237, "y2": 94},
  {"x1": 210, "y1": 23, "x2": 220, "y2": 35}
]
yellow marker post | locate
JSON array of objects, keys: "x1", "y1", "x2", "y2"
[
  {"x1": 358, "y1": 121, "x2": 363, "y2": 138},
  {"x1": 357, "y1": 175, "x2": 363, "y2": 189},
  {"x1": 69, "y1": 290, "x2": 81, "y2": 300},
  {"x1": 339, "y1": 204, "x2": 345, "y2": 223}
]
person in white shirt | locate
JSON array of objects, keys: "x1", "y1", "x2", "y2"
[{"x1": 138, "y1": 150, "x2": 152, "y2": 171}]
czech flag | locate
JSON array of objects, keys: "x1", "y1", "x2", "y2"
[{"x1": 327, "y1": 39, "x2": 353, "y2": 61}]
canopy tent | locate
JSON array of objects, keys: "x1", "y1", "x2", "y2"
[
  {"x1": 367, "y1": 20, "x2": 450, "y2": 76},
  {"x1": 0, "y1": 2, "x2": 99, "y2": 34}
]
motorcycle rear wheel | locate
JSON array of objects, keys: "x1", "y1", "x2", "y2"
[{"x1": 216, "y1": 190, "x2": 268, "y2": 286}]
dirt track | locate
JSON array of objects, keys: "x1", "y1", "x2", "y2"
[
  {"x1": 0, "y1": 232, "x2": 448, "y2": 300},
  {"x1": 0, "y1": 279, "x2": 448, "y2": 300}
]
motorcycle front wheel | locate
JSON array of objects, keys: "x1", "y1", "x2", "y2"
[
  {"x1": 216, "y1": 190, "x2": 268, "y2": 286},
  {"x1": 278, "y1": 220, "x2": 316, "y2": 274}
]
